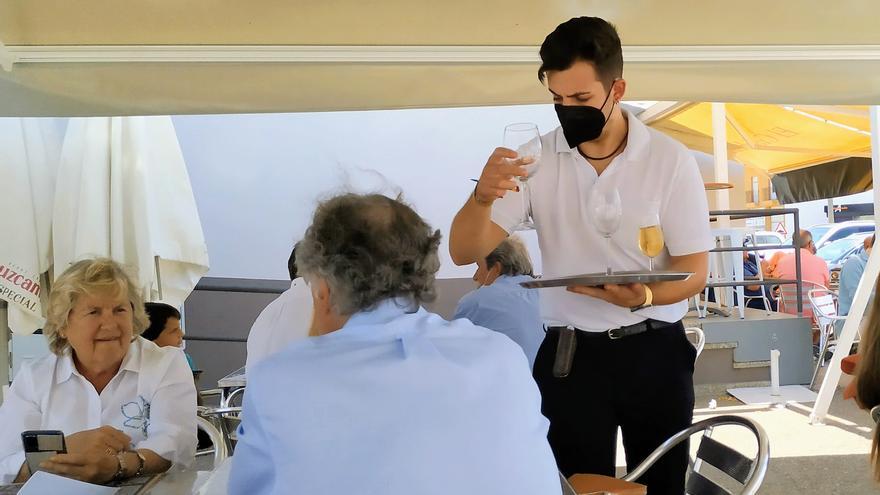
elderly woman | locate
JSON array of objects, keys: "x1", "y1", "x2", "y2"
[{"x1": 0, "y1": 258, "x2": 197, "y2": 484}]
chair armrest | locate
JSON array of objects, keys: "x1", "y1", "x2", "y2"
[{"x1": 199, "y1": 406, "x2": 243, "y2": 417}]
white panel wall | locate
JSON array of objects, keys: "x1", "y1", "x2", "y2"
[{"x1": 173, "y1": 105, "x2": 561, "y2": 280}]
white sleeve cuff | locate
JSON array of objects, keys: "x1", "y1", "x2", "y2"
[{"x1": 0, "y1": 451, "x2": 25, "y2": 484}]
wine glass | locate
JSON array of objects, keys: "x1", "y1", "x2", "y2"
[
  {"x1": 589, "y1": 186, "x2": 622, "y2": 275},
  {"x1": 503, "y1": 123, "x2": 542, "y2": 231},
  {"x1": 638, "y1": 205, "x2": 665, "y2": 271}
]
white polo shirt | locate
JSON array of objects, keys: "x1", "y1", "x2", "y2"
[
  {"x1": 246, "y1": 278, "x2": 313, "y2": 370},
  {"x1": 0, "y1": 337, "x2": 197, "y2": 483},
  {"x1": 491, "y1": 111, "x2": 713, "y2": 332}
]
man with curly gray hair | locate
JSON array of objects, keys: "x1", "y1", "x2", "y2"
[
  {"x1": 454, "y1": 236, "x2": 543, "y2": 368},
  {"x1": 229, "y1": 193, "x2": 561, "y2": 495}
]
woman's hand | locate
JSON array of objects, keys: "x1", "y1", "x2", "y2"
[
  {"x1": 39, "y1": 426, "x2": 132, "y2": 483},
  {"x1": 40, "y1": 452, "x2": 119, "y2": 484},
  {"x1": 66, "y1": 426, "x2": 131, "y2": 456}
]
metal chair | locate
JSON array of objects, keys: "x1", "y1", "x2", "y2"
[
  {"x1": 195, "y1": 415, "x2": 229, "y2": 467},
  {"x1": 559, "y1": 472, "x2": 577, "y2": 495},
  {"x1": 808, "y1": 288, "x2": 853, "y2": 389},
  {"x1": 685, "y1": 327, "x2": 706, "y2": 361},
  {"x1": 198, "y1": 404, "x2": 243, "y2": 454},
  {"x1": 622, "y1": 415, "x2": 770, "y2": 495},
  {"x1": 742, "y1": 240, "x2": 774, "y2": 316},
  {"x1": 778, "y1": 280, "x2": 828, "y2": 321}
]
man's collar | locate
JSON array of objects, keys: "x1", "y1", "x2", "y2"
[
  {"x1": 555, "y1": 109, "x2": 649, "y2": 163},
  {"x1": 342, "y1": 298, "x2": 418, "y2": 329}
]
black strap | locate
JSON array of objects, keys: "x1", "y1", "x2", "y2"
[
  {"x1": 686, "y1": 470, "x2": 732, "y2": 495},
  {"x1": 696, "y1": 436, "x2": 754, "y2": 484}
]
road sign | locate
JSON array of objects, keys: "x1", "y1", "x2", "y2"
[{"x1": 774, "y1": 222, "x2": 787, "y2": 236}]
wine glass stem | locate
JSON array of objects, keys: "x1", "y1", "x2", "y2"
[
  {"x1": 520, "y1": 180, "x2": 527, "y2": 223},
  {"x1": 605, "y1": 236, "x2": 612, "y2": 275},
  {"x1": 649, "y1": 257, "x2": 654, "y2": 272}
]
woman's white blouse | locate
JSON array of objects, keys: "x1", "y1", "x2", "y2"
[{"x1": 0, "y1": 337, "x2": 197, "y2": 483}]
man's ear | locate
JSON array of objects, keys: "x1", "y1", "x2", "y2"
[
  {"x1": 312, "y1": 278, "x2": 331, "y2": 312},
  {"x1": 612, "y1": 78, "x2": 627, "y2": 103}
]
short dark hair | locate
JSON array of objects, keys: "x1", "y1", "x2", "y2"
[
  {"x1": 143, "y1": 302, "x2": 181, "y2": 341},
  {"x1": 297, "y1": 193, "x2": 442, "y2": 315},
  {"x1": 288, "y1": 243, "x2": 299, "y2": 280},
  {"x1": 538, "y1": 16, "x2": 623, "y2": 89}
]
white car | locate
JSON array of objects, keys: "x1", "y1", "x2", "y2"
[
  {"x1": 807, "y1": 221, "x2": 875, "y2": 250},
  {"x1": 745, "y1": 231, "x2": 789, "y2": 260}
]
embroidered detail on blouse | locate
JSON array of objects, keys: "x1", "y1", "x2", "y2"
[{"x1": 121, "y1": 395, "x2": 151, "y2": 437}]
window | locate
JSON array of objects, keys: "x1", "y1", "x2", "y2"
[{"x1": 752, "y1": 177, "x2": 760, "y2": 203}]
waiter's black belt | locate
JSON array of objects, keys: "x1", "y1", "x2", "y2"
[{"x1": 546, "y1": 319, "x2": 679, "y2": 378}]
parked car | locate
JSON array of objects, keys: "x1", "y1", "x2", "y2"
[
  {"x1": 808, "y1": 221, "x2": 875, "y2": 251},
  {"x1": 745, "y1": 231, "x2": 789, "y2": 260}
]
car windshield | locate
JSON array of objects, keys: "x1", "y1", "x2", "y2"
[
  {"x1": 817, "y1": 238, "x2": 859, "y2": 263},
  {"x1": 809, "y1": 226, "x2": 831, "y2": 242}
]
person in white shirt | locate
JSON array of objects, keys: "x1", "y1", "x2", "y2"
[
  {"x1": 0, "y1": 258, "x2": 197, "y2": 485},
  {"x1": 449, "y1": 17, "x2": 711, "y2": 494},
  {"x1": 245, "y1": 244, "x2": 312, "y2": 370}
]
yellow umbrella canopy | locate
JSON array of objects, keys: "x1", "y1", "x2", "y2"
[{"x1": 645, "y1": 103, "x2": 871, "y2": 174}]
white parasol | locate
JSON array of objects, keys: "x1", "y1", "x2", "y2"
[
  {"x1": 52, "y1": 116, "x2": 209, "y2": 308},
  {"x1": 0, "y1": 119, "x2": 62, "y2": 334}
]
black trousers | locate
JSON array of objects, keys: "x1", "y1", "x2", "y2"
[{"x1": 533, "y1": 321, "x2": 695, "y2": 495}]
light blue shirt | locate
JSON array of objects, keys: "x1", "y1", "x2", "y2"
[
  {"x1": 836, "y1": 248, "x2": 873, "y2": 335},
  {"x1": 453, "y1": 275, "x2": 544, "y2": 368},
  {"x1": 228, "y1": 298, "x2": 561, "y2": 495}
]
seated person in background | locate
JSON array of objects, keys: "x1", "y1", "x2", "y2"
[
  {"x1": 453, "y1": 236, "x2": 544, "y2": 367},
  {"x1": 0, "y1": 258, "x2": 196, "y2": 485},
  {"x1": 229, "y1": 193, "x2": 561, "y2": 495},
  {"x1": 742, "y1": 251, "x2": 776, "y2": 311},
  {"x1": 143, "y1": 302, "x2": 197, "y2": 371},
  {"x1": 837, "y1": 235, "x2": 876, "y2": 336},
  {"x1": 855, "y1": 273, "x2": 880, "y2": 482},
  {"x1": 245, "y1": 243, "x2": 311, "y2": 370},
  {"x1": 772, "y1": 230, "x2": 830, "y2": 312}
]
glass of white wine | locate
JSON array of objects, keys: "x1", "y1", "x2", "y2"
[
  {"x1": 638, "y1": 207, "x2": 665, "y2": 272},
  {"x1": 503, "y1": 123, "x2": 542, "y2": 231}
]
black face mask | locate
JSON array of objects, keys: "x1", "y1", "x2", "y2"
[{"x1": 554, "y1": 87, "x2": 615, "y2": 149}]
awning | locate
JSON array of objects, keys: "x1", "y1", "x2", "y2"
[
  {"x1": 643, "y1": 103, "x2": 872, "y2": 174},
  {"x1": 771, "y1": 157, "x2": 873, "y2": 204},
  {"x1": 2, "y1": 1, "x2": 880, "y2": 116}
]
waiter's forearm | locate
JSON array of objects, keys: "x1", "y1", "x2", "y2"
[
  {"x1": 649, "y1": 252, "x2": 709, "y2": 306},
  {"x1": 449, "y1": 195, "x2": 504, "y2": 265}
]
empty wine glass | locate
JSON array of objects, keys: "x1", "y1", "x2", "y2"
[
  {"x1": 589, "y1": 186, "x2": 622, "y2": 275},
  {"x1": 503, "y1": 123, "x2": 542, "y2": 231}
]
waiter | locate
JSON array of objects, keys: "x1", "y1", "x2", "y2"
[{"x1": 449, "y1": 16, "x2": 711, "y2": 494}]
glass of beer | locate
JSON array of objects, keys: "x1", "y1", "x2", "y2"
[{"x1": 639, "y1": 207, "x2": 664, "y2": 272}]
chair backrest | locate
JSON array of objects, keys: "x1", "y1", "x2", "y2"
[
  {"x1": 559, "y1": 472, "x2": 577, "y2": 495},
  {"x1": 779, "y1": 281, "x2": 827, "y2": 320},
  {"x1": 622, "y1": 415, "x2": 769, "y2": 495},
  {"x1": 196, "y1": 415, "x2": 229, "y2": 466},
  {"x1": 808, "y1": 288, "x2": 839, "y2": 329},
  {"x1": 685, "y1": 327, "x2": 706, "y2": 360}
]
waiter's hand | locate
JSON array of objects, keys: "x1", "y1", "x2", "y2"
[
  {"x1": 568, "y1": 283, "x2": 647, "y2": 308},
  {"x1": 474, "y1": 147, "x2": 532, "y2": 204}
]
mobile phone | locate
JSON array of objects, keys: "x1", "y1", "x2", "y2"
[{"x1": 21, "y1": 430, "x2": 66, "y2": 474}]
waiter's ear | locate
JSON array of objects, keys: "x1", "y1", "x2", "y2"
[{"x1": 611, "y1": 78, "x2": 627, "y2": 103}]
